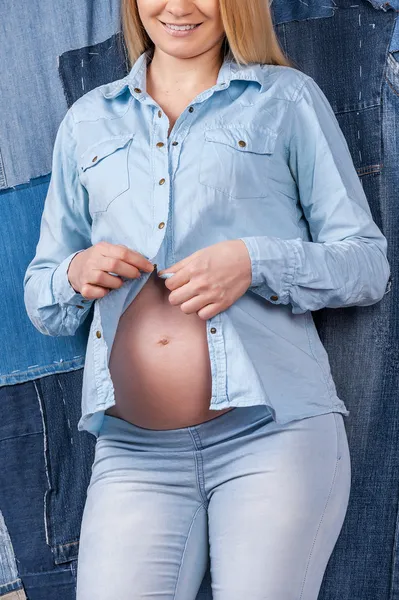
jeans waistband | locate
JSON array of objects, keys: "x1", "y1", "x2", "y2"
[{"x1": 98, "y1": 404, "x2": 273, "y2": 452}]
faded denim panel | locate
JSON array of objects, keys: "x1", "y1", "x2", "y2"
[
  {"x1": 0, "y1": 511, "x2": 26, "y2": 598},
  {"x1": 366, "y1": 0, "x2": 399, "y2": 10},
  {"x1": 0, "y1": 370, "x2": 94, "y2": 599},
  {"x1": 0, "y1": 1, "x2": 120, "y2": 190},
  {"x1": 0, "y1": 176, "x2": 91, "y2": 384},
  {"x1": 59, "y1": 32, "x2": 129, "y2": 108}
]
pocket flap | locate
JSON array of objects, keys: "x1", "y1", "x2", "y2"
[
  {"x1": 204, "y1": 127, "x2": 277, "y2": 155},
  {"x1": 79, "y1": 134, "x2": 134, "y2": 172}
]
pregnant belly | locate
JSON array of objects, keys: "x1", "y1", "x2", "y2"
[{"x1": 106, "y1": 269, "x2": 231, "y2": 429}]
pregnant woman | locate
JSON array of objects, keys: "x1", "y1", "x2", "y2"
[{"x1": 24, "y1": 0, "x2": 390, "y2": 598}]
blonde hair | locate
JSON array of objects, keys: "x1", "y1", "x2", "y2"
[{"x1": 121, "y1": 0, "x2": 294, "y2": 68}]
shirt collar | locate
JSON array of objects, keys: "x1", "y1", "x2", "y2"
[{"x1": 101, "y1": 51, "x2": 267, "y2": 100}]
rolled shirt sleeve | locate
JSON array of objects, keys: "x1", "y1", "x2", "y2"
[
  {"x1": 23, "y1": 107, "x2": 94, "y2": 336},
  {"x1": 240, "y1": 75, "x2": 391, "y2": 315}
]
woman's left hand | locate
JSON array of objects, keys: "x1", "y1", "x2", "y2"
[{"x1": 157, "y1": 240, "x2": 252, "y2": 320}]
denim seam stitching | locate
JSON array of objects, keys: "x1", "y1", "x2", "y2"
[
  {"x1": 0, "y1": 147, "x2": 7, "y2": 188},
  {"x1": 33, "y1": 380, "x2": 52, "y2": 547},
  {"x1": 299, "y1": 413, "x2": 340, "y2": 599},
  {"x1": 188, "y1": 428, "x2": 208, "y2": 507},
  {"x1": 172, "y1": 504, "x2": 205, "y2": 600},
  {"x1": 385, "y1": 75, "x2": 399, "y2": 98},
  {"x1": 0, "y1": 579, "x2": 25, "y2": 595},
  {"x1": 0, "y1": 358, "x2": 84, "y2": 384}
]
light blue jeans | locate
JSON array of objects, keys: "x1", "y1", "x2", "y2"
[{"x1": 76, "y1": 405, "x2": 351, "y2": 600}]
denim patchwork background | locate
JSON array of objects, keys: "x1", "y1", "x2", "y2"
[{"x1": 0, "y1": 1, "x2": 121, "y2": 190}]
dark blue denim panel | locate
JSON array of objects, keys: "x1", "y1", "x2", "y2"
[
  {"x1": 0, "y1": 0, "x2": 120, "y2": 190},
  {"x1": 0, "y1": 510, "x2": 26, "y2": 597},
  {"x1": 272, "y1": 6, "x2": 399, "y2": 600},
  {"x1": 0, "y1": 176, "x2": 92, "y2": 384},
  {"x1": 34, "y1": 369, "x2": 95, "y2": 564},
  {"x1": 270, "y1": 0, "x2": 335, "y2": 25},
  {"x1": 59, "y1": 32, "x2": 129, "y2": 108},
  {"x1": 347, "y1": 1, "x2": 399, "y2": 53},
  {"x1": 0, "y1": 369, "x2": 94, "y2": 599},
  {"x1": 381, "y1": 50, "x2": 399, "y2": 600},
  {"x1": 277, "y1": 2, "x2": 393, "y2": 155}
]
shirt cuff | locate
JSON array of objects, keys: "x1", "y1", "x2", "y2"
[
  {"x1": 52, "y1": 250, "x2": 93, "y2": 306},
  {"x1": 238, "y1": 236, "x2": 297, "y2": 305}
]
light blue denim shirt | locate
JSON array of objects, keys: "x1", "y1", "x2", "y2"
[{"x1": 23, "y1": 51, "x2": 390, "y2": 436}]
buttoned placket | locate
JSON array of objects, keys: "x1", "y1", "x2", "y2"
[
  {"x1": 93, "y1": 81, "x2": 231, "y2": 410},
  {"x1": 153, "y1": 85, "x2": 230, "y2": 409}
]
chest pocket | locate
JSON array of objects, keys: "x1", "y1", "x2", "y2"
[
  {"x1": 199, "y1": 126, "x2": 278, "y2": 199},
  {"x1": 79, "y1": 134, "x2": 134, "y2": 213}
]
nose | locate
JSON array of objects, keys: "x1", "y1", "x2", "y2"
[{"x1": 165, "y1": 0, "x2": 195, "y2": 18}]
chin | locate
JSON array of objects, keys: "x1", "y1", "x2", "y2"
[{"x1": 156, "y1": 40, "x2": 217, "y2": 61}]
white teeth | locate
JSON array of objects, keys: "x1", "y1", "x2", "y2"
[{"x1": 165, "y1": 23, "x2": 198, "y2": 31}]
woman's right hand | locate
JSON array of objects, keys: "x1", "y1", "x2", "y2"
[{"x1": 67, "y1": 241, "x2": 154, "y2": 300}]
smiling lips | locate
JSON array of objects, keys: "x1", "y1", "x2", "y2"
[{"x1": 161, "y1": 21, "x2": 202, "y2": 37}]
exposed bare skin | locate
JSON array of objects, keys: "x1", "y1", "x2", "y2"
[{"x1": 106, "y1": 269, "x2": 232, "y2": 429}]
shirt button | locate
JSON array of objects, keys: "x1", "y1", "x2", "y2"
[
  {"x1": 270, "y1": 295, "x2": 279, "y2": 301},
  {"x1": 134, "y1": 87, "x2": 142, "y2": 93},
  {"x1": 158, "y1": 222, "x2": 165, "y2": 229},
  {"x1": 210, "y1": 327, "x2": 217, "y2": 334},
  {"x1": 188, "y1": 106, "x2": 194, "y2": 113},
  {"x1": 172, "y1": 141, "x2": 179, "y2": 146},
  {"x1": 76, "y1": 305, "x2": 84, "y2": 309},
  {"x1": 96, "y1": 330, "x2": 102, "y2": 338},
  {"x1": 92, "y1": 155, "x2": 98, "y2": 163},
  {"x1": 159, "y1": 178, "x2": 166, "y2": 185},
  {"x1": 238, "y1": 140, "x2": 246, "y2": 148},
  {"x1": 158, "y1": 110, "x2": 162, "y2": 118},
  {"x1": 156, "y1": 142, "x2": 165, "y2": 148}
]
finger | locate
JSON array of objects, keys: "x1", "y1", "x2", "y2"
[
  {"x1": 98, "y1": 242, "x2": 153, "y2": 272},
  {"x1": 158, "y1": 253, "x2": 196, "y2": 275},
  {"x1": 178, "y1": 294, "x2": 210, "y2": 314},
  {"x1": 163, "y1": 268, "x2": 191, "y2": 291},
  {"x1": 88, "y1": 270, "x2": 125, "y2": 290},
  {"x1": 80, "y1": 283, "x2": 111, "y2": 300},
  {"x1": 99, "y1": 256, "x2": 141, "y2": 279},
  {"x1": 197, "y1": 303, "x2": 219, "y2": 320}
]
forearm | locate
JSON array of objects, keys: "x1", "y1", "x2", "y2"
[{"x1": 239, "y1": 234, "x2": 390, "y2": 314}]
